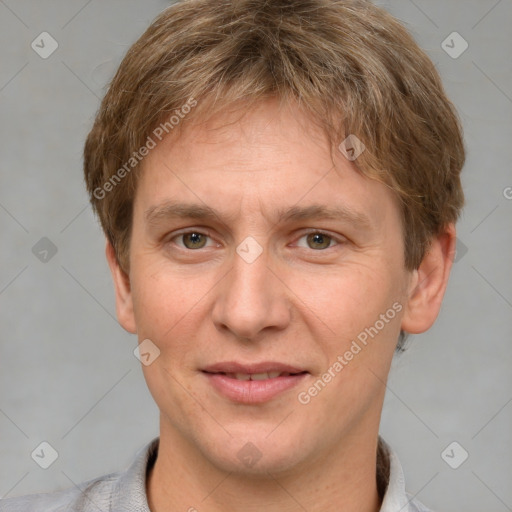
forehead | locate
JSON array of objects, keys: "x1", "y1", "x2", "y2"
[{"x1": 135, "y1": 98, "x2": 401, "y2": 233}]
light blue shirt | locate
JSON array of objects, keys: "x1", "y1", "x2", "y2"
[{"x1": 0, "y1": 437, "x2": 432, "y2": 511}]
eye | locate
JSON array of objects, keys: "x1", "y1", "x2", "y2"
[
  {"x1": 296, "y1": 231, "x2": 340, "y2": 250},
  {"x1": 172, "y1": 231, "x2": 213, "y2": 250}
]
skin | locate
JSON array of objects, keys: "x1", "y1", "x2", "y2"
[{"x1": 106, "y1": 97, "x2": 456, "y2": 512}]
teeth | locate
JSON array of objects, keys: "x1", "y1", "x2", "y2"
[
  {"x1": 251, "y1": 372, "x2": 269, "y2": 381},
  {"x1": 233, "y1": 373, "x2": 251, "y2": 381}
]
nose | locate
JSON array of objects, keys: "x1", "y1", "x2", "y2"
[{"x1": 211, "y1": 246, "x2": 291, "y2": 341}]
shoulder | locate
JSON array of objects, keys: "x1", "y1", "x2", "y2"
[
  {"x1": 0, "y1": 472, "x2": 119, "y2": 512},
  {"x1": 406, "y1": 496, "x2": 436, "y2": 512},
  {"x1": 0, "y1": 437, "x2": 159, "y2": 512},
  {"x1": 405, "y1": 494, "x2": 436, "y2": 512}
]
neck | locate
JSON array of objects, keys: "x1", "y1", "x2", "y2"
[{"x1": 147, "y1": 419, "x2": 381, "y2": 512}]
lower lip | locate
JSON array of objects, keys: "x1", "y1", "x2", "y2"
[{"x1": 203, "y1": 372, "x2": 308, "y2": 404}]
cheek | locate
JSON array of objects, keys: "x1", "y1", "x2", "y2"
[
  {"x1": 301, "y1": 263, "x2": 403, "y2": 362},
  {"x1": 130, "y1": 261, "x2": 224, "y2": 368},
  {"x1": 297, "y1": 264, "x2": 390, "y2": 327},
  {"x1": 130, "y1": 265, "x2": 197, "y2": 339}
]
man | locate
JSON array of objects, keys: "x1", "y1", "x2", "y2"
[{"x1": 0, "y1": 0, "x2": 465, "y2": 510}]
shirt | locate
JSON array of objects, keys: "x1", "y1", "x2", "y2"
[{"x1": 0, "y1": 437, "x2": 432, "y2": 511}]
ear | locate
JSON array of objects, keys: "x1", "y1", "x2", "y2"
[
  {"x1": 105, "y1": 240, "x2": 137, "y2": 334},
  {"x1": 401, "y1": 223, "x2": 456, "y2": 334}
]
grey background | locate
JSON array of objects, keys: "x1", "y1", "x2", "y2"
[{"x1": 0, "y1": 0, "x2": 511, "y2": 510}]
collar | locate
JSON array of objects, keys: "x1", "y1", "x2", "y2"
[{"x1": 378, "y1": 437, "x2": 425, "y2": 512}]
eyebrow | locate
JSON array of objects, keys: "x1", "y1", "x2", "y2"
[{"x1": 144, "y1": 201, "x2": 373, "y2": 231}]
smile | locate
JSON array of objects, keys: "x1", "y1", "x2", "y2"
[{"x1": 202, "y1": 366, "x2": 309, "y2": 404}]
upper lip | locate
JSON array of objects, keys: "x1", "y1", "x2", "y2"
[{"x1": 202, "y1": 361, "x2": 307, "y2": 374}]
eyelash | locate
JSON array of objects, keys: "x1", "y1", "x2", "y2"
[{"x1": 167, "y1": 229, "x2": 344, "y2": 251}]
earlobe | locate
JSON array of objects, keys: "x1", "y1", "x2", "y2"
[
  {"x1": 105, "y1": 240, "x2": 137, "y2": 334},
  {"x1": 401, "y1": 224, "x2": 456, "y2": 335}
]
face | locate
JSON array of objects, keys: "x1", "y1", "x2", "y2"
[{"x1": 108, "y1": 98, "x2": 446, "y2": 476}]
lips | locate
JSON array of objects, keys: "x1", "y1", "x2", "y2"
[
  {"x1": 202, "y1": 361, "x2": 308, "y2": 403},
  {"x1": 202, "y1": 361, "x2": 306, "y2": 375},
  {"x1": 223, "y1": 371, "x2": 294, "y2": 380}
]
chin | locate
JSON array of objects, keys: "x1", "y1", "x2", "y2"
[{"x1": 197, "y1": 428, "x2": 312, "y2": 477}]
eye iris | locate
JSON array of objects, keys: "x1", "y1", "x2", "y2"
[
  {"x1": 183, "y1": 232, "x2": 207, "y2": 249},
  {"x1": 307, "y1": 233, "x2": 331, "y2": 250}
]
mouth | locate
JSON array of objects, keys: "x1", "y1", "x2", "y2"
[
  {"x1": 201, "y1": 362, "x2": 309, "y2": 403},
  {"x1": 204, "y1": 370, "x2": 307, "y2": 380}
]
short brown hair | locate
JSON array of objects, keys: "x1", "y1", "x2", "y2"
[{"x1": 84, "y1": 0, "x2": 465, "y2": 275}]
